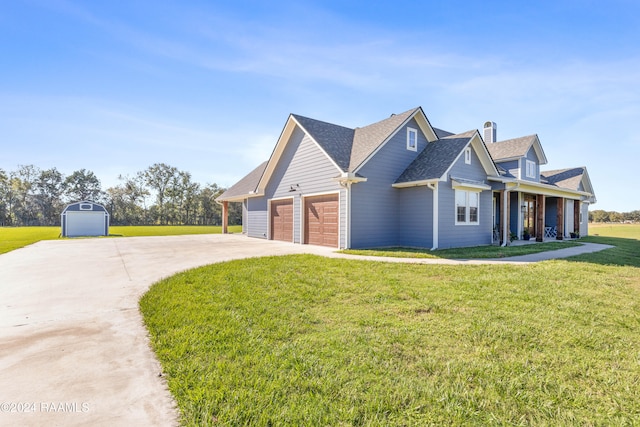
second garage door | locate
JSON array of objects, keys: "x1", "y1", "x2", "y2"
[
  {"x1": 271, "y1": 199, "x2": 293, "y2": 242},
  {"x1": 304, "y1": 194, "x2": 339, "y2": 248}
]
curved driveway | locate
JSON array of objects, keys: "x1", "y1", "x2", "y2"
[{"x1": 0, "y1": 234, "x2": 611, "y2": 426}]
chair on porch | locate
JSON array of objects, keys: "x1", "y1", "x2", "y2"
[{"x1": 544, "y1": 226, "x2": 557, "y2": 239}]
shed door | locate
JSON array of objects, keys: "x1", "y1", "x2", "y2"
[
  {"x1": 270, "y1": 199, "x2": 293, "y2": 242},
  {"x1": 304, "y1": 194, "x2": 339, "y2": 248},
  {"x1": 66, "y1": 211, "x2": 105, "y2": 237}
]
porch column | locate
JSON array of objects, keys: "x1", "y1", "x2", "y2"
[
  {"x1": 573, "y1": 200, "x2": 580, "y2": 235},
  {"x1": 556, "y1": 198, "x2": 564, "y2": 240},
  {"x1": 222, "y1": 201, "x2": 228, "y2": 234},
  {"x1": 536, "y1": 194, "x2": 545, "y2": 242},
  {"x1": 502, "y1": 190, "x2": 510, "y2": 246}
]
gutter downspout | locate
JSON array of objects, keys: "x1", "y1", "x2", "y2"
[{"x1": 427, "y1": 182, "x2": 438, "y2": 250}]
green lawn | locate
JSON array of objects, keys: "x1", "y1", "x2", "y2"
[
  {"x1": 140, "y1": 230, "x2": 640, "y2": 425},
  {"x1": 341, "y1": 241, "x2": 582, "y2": 259},
  {"x1": 0, "y1": 225, "x2": 242, "y2": 254}
]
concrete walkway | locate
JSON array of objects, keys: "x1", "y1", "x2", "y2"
[{"x1": 0, "y1": 235, "x2": 613, "y2": 426}]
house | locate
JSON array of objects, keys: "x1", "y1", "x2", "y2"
[{"x1": 216, "y1": 108, "x2": 595, "y2": 249}]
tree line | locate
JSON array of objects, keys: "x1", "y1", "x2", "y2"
[
  {"x1": 0, "y1": 163, "x2": 241, "y2": 227},
  {"x1": 589, "y1": 209, "x2": 640, "y2": 223}
]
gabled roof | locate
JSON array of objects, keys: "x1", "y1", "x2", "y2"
[
  {"x1": 486, "y1": 134, "x2": 548, "y2": 165},
  {"x1": 394, "y1": 130, "x2": 499, "y2": 187},
  {"x1": 216, "y1": 161, "x2": 267, "y2": 202},
  {"x1": 541, "y1": 167, "x2": 595, "y2": 199},
  {"x1": 291, "y1": 115, "x2": 354, "y2": 171},
  {"x1": 395, "y1": 130, "x2": 475, "y2": 184},
  {"x1": 351, "y1": 107, "x2": 438, "y2": 172}
]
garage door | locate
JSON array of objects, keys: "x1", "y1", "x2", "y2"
[
  {"x1": 66, "y1": 211, "x2": 106, "y2": 237},
  {"x1": 304, "y1": 194, "x2": 339, "y2": 248},
  {"x1": 270, "y1": 199, "x2": 293, "y2": 242}
]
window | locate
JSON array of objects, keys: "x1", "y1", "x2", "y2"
[
  {"x1": 455, "y1": 190, "x2": 480, "y2": 224},
  {"x1": 464, "y1": 147, "x2": 471, "y2": 164},
  {"x1": 526, "y1": 160, "x2": 536, "y2": 178},
  {"x1": 407, "y1": 127, "x2": 417, "y2": 151}
]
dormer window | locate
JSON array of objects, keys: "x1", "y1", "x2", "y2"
[
  {"x1": 407, "y1": 128, "x2": 417, "y2": 151},
  {"x1": 526, "y1": 160, "x2": 536, "y2": 178}
]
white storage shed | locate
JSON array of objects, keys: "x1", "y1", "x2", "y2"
[{"x1": 61, "y1": 201, "x2": 110, "y2": 237}]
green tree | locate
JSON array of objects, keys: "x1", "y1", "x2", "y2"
[
  {"x1": 35, "y1": 167, "x2": 65, "y2": 225},
  {"x1": 64, "y1": 169, "x2": 102, "y2": 202},
  {"x1": 143, "y1": 163, "x2": 178, "y2": 225}
]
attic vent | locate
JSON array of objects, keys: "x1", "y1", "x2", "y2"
[
  {"x1": 483, "y1": 121, "x2": 497, "y2": 143},
  {"x1": 79, "y1": 203, "x2": 93, "y2": 211},
  {"x1": 390, "y1": 113, "x2": 396, "y2": 117}
]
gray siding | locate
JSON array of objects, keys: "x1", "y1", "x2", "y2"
[
  {"x1": 497, "y1": 159, "x2": 519, "y2": 179},
  {"x1": 397, "y1": 186, "x2": 433, "y2": 248},
  {"x1": 263, "y1": 126, "x2": 346, "y2": 247},
  {"x1": 247, "y1": 196, "x2": 267, "y2": 238},
  {"x1": 509, "y1": 192, "x2": 519, "y2": 235},
  {"x1": 521, "y1": 147, "x2": 540, "y2": 183},
  {"x1": 545, "y1": 198, "x2": 558, "y2": 228},
  {"x1": 350, "y1": 118, "x2": 428, "y2": 248},
  {"x1": 436, "y1": 148, "x2": 492, "y2": 248}
]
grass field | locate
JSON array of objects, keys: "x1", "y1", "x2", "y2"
[
  {"x1": 0, "y1": 225, "x2": 242, "y2": 254},
  {"x1": 140, "y1": 226, "x2": 640, "y2": 425}
]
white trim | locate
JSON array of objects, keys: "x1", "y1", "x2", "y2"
[
  {"x1": 464, "y1": 147, "x2": 471, "y2": 164},
  {"x1": 407, "y1": 127, "x2": 418, "y2": 151},
  {"x1": 526, "y1": 160, "x2": 536, "y2": 178},
  {"x1": 427, "y1": 182, "x2": 439, "y2": 250},
  {"x1": 454, "y1": 189, "x2": 480, "y2": 225},
  {"x1": 451, "y1": 177, "x2": 491, "y2": 191},
  {"x1": 301, "y1": 190, "x2": 341, "y2": 247},
  {"x1": 268, "y1": 196, "x2": 295, "y2": 243},
  {"x1": 392, "y1": 179, "x2": 439, "y2": 188},
  {"x1": 353, "y1": 107, "x2": 438, "y2": 174}
]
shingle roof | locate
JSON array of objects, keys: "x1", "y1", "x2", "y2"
[
  {"x1": 486, "y1": 135, "x2": 537, "y2": 161},
  {"x1": 216, "y1": 161, "x2": 267, "y2": 201},
  {"x1": 219, "y1": 108, "x2": 459, "y2": 199},
  {"x1": 291, "y1": 114, "x2": 354, "y2": 171},
  {"x1": 395, "y1": 130, "x2": 475, "y2": 184},
  {"x1": 540, "y1": 167, "x2": 586, "y2": 191},
  {"x1": 349, "y1": 107, "x2": 420, "y2": 171}
]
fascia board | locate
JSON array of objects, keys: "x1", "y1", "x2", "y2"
[
  {"x1": 392, "y1": 179, "x2": 438, "y2": 188},
  {"x1": 438, "y1": 133, "x2": 496, "y2": 181},
  {"x1": 290, "y1": 115, "x2": 344, "y2": 173},
  {"x1": 510, "y1": 180, "x2": 592, "y2": 199},
  {"x1": 353, "y1": 108, "x2": 434, "y2": 175},
  {"x1": 255, "y1": 116, "x2": 296, "y2": 192},
  {"x1": 532, "y1": 135, "x2": 548, "y2": 165},
  {"x1": 470, "y1": 132, "x2": 500, "y2": 176},
  {"x1": 255, "y1": 115, "x2": 344, "y2": 193}
]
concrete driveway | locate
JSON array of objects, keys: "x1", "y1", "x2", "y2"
[
  {"x1": 0, "y1": 234, "x2": 335, "y2": 427},
  {"x1": 0, "y1": 234, "x2": 612, "y2": 426}
]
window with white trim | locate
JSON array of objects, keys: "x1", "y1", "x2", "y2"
[
  {"x1": 464, "y1": 147, "x2": 471, "y2": 164},
  {"x1": 455, "y1": 190, "x2": 480, "y2": 224},
  {"x1": 526, "y1": 160, "x2": 536, "y2": 178},
  {"x1": 407, "y1": 127, "x2": 417, "y2": 151}
]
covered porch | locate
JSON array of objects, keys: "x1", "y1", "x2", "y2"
[{"x1": 492, "y1": 185, "x2": 585, "y2": 245}]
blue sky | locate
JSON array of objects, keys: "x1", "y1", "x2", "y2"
[{"x1": 1, "y1": 0, "x2": 638, "y2": 211}]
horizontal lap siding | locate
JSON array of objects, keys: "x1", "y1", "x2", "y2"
[
  {"x1": 350, "y1": 119, "x2": 428, "y2": 249},
  {"x1": 437, "y1": 147, "x2": 492, "y2": 248},
  {"x1": 247, "y1": 197, "x2": 267, "y2": 238},
  {"x1": 397, "y1": 186, "x2": 432, "y2": 248},
  {"x1": 264, "y1": 126, "x2": 345, "y2": 247}
]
